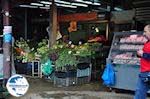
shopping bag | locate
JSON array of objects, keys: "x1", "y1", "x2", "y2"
[
  {"x1": 41, "y1": 59, "x2": 54, "y2": 76},
  {"x1": 101, "y1": 63, "x2": 115, "y2": 86}
]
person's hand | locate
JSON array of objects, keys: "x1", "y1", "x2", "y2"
[{"x1": 137, "y1": 50, "x2": 143, "y2": 57}]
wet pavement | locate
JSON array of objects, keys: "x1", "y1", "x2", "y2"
[
  {"x1": 2, "y1": 77, "x2": 150, "y2": 99},
  {"x1": 9, "y1": 91, "x2": 134, "y2": 99}
]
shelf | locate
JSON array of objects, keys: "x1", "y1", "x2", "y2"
[
  {"x1": 113, "y1": 41, "x2": 145, "y2": 45},
  {"x1": 112, "y1": 58, "x2": 140, "y2": 65},
  {"x1": 113, "y1": 43, "x2": 143, "y2": 50},
  {"x1": 107, "y1": 32, "x2": 143, "y2": 65},
  {"x1": 111, "y1": 48, "x2": 140, "y2": 52}
]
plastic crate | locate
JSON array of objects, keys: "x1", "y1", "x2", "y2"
[
  {"x1": 77, "y1": 63, "x2": 92, "y2": 77},
  {"x1": 77, "y1": 76, "x2": 91, "y2": 85},
  {"x1": 77, "y1": 67, "x2": 91, "y2": 77},
  {"x1": 77, "y1": 56, "x2": 91, "y2": 63},
  {"x1": 55, "y1": 70, "x2": 77, "y2": 78},
  {"x1": 15, "y1": 62, "x2": 27, "y2": 74},
  {"x1": 54, "y1": 77, "x2": 77, "y2": 87}
]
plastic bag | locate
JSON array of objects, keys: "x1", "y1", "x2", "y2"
[
  {"x1": 41, "y1": 59, "x2": 53, "y2": 76},
  {"x1": 101, "y1": 63, "x2": 115, "y2": 86}
]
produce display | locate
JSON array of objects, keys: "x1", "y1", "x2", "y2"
[
  {"x1": 14, "y1": 38, "x2": 36, "y2": 62},
  {"x1": 120, "y1": 34, "x2": 147, "y2": 43},
  {"x1": 108, "y1": 32, "x2": 144, "y2": 65},
  {"x1": 113, "y1": 58, "x2": 140, "y2": 65},
  {"x1": 107, "y1": 32, "x2": 144, "y2": 91},
  {"x1": 119, "y1": 44, "x2": 143, "y2": 50},
  {"x1": 88, "y1": 35, "x2": 106, "y2": 42},
  {"x1": 114, "y1": 52, "x2": 133, "y2": 59}
]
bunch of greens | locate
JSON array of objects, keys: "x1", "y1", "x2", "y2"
[
  {"x1": 90, "y1": 42, "x2": 102, "y2": 51},
  {"x1": 14, "y1": 38, "x2": 36, "y2": 62},
  {"x1": 74, "y1": 43, "x2": 94, "y2": 57},
  {"x1": 15, "y1": 37, "x2": 30, "y2": 53},
  {"x1": 55, "y1": 47, "x2": 78, "y2": 71},
  {"x1": 36, "y1": 39, "x2": 49, "y2": 63}
]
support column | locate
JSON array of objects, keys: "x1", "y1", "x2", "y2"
[
  {"x1": 2, "y1": 0, "x2": 12, "y2": 84},
  {"x1": 49, "y1": 0, "x2": 57, "y2": 47},
  {"x1": 25, "y1": 8, "x2": 28, "y2": 40}
]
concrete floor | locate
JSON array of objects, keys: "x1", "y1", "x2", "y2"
[
  {"x1": 1, "y1": 77, "x2": 149, "y2": 99},
  {"x1": 9, "y1": 91, "x2": 134, "y2": 99}
]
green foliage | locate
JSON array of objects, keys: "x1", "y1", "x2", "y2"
[
  {"x1": 90, "y1": 42, "x2": 102, "y2": 51},
  {"x1": 14, "y1": 38, "x2": 36, "y2": 62},
  {"x1": 15, "y1": 37, "x2": 30, "y2": 52},
  {"x1": 74, "y1": 43, "x2": 94, "y2": 57},
  {"x1": 22, "y1": 51, "x2": 36, "y2": 63},
  {"x1": 36, "y1": 39, "x2": 49, "y2": 63},
  {"x1": 51, "y1": 41, "x2": 97, "y2": 71},
  {"x1": 14, "y1": 38, "x2": 101, "y2": 71},
  {"x1": 55, "y1": 47, "x2": 78, "y2": 71}
]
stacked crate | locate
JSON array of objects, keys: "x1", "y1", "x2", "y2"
[
  {"x1": 54, "y1": 57, "x2": 92, "y2": 86},
  {"x1": 77, "y1": 64, "x2": 92, "y2": 84},
  {"x1": 77, "y1": 57, "x2": 92, "y2": 85},
  {"x1": 54, "y1": 70, "x2": 77, "y2": 87}
]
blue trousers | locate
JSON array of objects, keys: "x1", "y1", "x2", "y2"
[{"x1": 134, "y1": 72, "x2": 150, "y2": 99}]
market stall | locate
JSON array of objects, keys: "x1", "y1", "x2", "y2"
[
  {"x1": 106, "y1": 31, "x2": 146, "y2": 91},
  {"x1": 14, "y1": 35, "x2": 107, "y2": 86}
]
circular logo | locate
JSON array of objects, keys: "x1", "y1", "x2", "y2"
[{"x1": 6, "y1": 74, "x2": 29, "y2": 97}]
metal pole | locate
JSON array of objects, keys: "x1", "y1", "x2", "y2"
[
  {"x1": 25, "y1": 8, "x2": 28, "y2": 40},
  {"x1": 2, "y1": 0, "x2": 12, "y2": 85}
]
